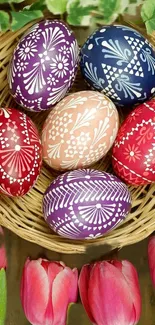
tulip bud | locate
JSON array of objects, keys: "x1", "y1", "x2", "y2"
[
  {"x1": 148, "y1": 236, "x2": 155, "y2": 287},
  {"x1": 20, "y1": 258, "x2": 78, "y2": 325},
  {"x1": 79, "y1": 260, "x2": 141, "y2": 325}
]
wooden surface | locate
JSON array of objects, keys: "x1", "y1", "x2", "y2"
[{"x1": 4, "y1": 228, "x2": 155, "y2": 325}]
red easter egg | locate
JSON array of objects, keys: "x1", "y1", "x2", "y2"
[
  {"x1": 0, "y1": 107, "x2": 42, "y2": 196},
  {"x1": 112, "y1": 100, "x2": 155, "y2": 185}
]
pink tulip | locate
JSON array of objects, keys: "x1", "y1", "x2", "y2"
[
  {"x1": 148, "y1": 236, "x2": 155, "y2": 287},
  {"x1": 20, "y1": 258, "x2": 78, "y2": 325},
  {"x1": 79, "y1": 260, "x2": 141, "y2": 325},
  {"x1": 0, "y1": 226, "x2": 7, "y2": 269}
]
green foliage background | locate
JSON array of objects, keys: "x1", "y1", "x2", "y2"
[{"x1": 0, "y1": 0, "x2": 154, "y2": 34}]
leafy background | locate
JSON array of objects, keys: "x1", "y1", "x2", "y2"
[{"x1": 0, "y1": 0, "x2": 154, "y2": 34}]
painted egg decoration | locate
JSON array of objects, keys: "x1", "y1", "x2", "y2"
[
  {"x1": 80, "y1": 25, "x2": 155, "y2": 107},
  {"x1": 42, "y1": 90, "x2": 119, "y2": 171},
  {"x1": 112, "y1": 99, "x2": 155, "y2": 185},
  {"x1": 43, "y1": 169, "x2": 132, "y2": 240},
  {"x1": 8, "y1": 20, "x2": 79, "y2": 112},
  {"x1": 0, "y1": 107, "x2": 42, "y2": 196}
]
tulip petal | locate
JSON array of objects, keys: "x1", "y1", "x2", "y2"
[
  {"x1": 52, "y1": 267, "x2": 78, "y2": 325},
  {"x1": 148, "y1": 237, "x2": 155, "y2": 287},
  {"x1": 0, "y1": 245, "x2": 7, "y2": 269},
  {"x1": 20, "y1": 259, "x2": 51, "y2": 325},
  {"x1": 69, "y1": 268, "x2": 78, "y2": 302},
  {"x1": 111, "y1": 260, "x2": 123, "y2": 271},
  {"x1": 121, "y1": 260, "x2": 141, "y2": 323},
  {"x1": 79, "y1": 264, "x2": 95, "y2": 324},
  {"x1": 88, "y1": 261, "x2": 136, "y2": 325},
  {"x1": 43, "y1": 261, "x2": 64, "y2": 322},
  {"x1": 47, "y1": 261, "x2": 64, "y2": 287},
  {"x1": 0, "y1": 227, "x2": 7, "y2": 269}
]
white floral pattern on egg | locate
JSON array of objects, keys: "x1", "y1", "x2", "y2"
[
  {"x1": 8, "y1": 20, "x2": 79, "y2": 112},
  {"x1": 42, "y1": 90, "x2": 119, "y2": 170}
]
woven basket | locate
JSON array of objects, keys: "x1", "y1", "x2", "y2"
[{"x1": 0, "y1": 21, "x2": 155, "y2": 254}]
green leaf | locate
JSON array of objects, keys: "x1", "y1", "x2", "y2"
[
  {"x1": 145, "y1": 18, "x2": 155, "y2": 34},
  {"x1": 126, "y1": 0, "x2": 144, "y2": 16},
  {"x1": 98, "y1": 0, "x2": 129, "y2": 24},
  {"x1": 11, "y1": 10, "x2": 44, "y2": 31},
  {"x1": 117, "y1": 0, "x2": 130, "y2": 14},
  {"x1": 129, "y1": 0, "x2": 140, "y2": 3},
  {"x1": 141, "y1": 0, "x2": 155, "y2": 21},
  {"x1": 141, "y1": 0, "x2": 155, "y2": 33},
  {"x1": 67, "y1": 0, "x2": 98, "y2": 26},
  {"x1": 0, "y1": 0, "x2": 24, "y2": 3},
  {"x1": 0, "y1": 11, "x2": 10, "y2": 31},
  {"x1": 0, "y1": 269, "x2": 7, "y2": 325},
  {"x1": 46, "y1": 0, "x2": 67, "y2": 14},
  {"x1": 29, "y1": 0, "x2": 46, "y2": 11}
]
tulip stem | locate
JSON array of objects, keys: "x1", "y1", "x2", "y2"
[{"x1": 0, "y1": 269, "x2": 7, "y2": 325}]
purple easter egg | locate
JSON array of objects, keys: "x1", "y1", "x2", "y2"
[
  {"x1": 8, "y1": 20, "x2": 79, "y2": 112},
  {"x1": 43, "y1": 169, "x2": 131, "y2": 240}
]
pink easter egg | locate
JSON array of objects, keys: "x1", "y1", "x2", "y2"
[{"x1": 42, "y1": 91, "x2": 119, "y2": 170}]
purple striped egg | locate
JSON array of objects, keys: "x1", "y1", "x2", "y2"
[
  {"x1": 43, "y1": 169, "x2": 131, "y2": 240},
  {"x1": 8, "y1": 20, "x2": 79, "y2": 112}
]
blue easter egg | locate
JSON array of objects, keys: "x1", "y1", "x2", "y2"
[{"x1": 80, "y1": 25, "x2": 155, "y2": 107}]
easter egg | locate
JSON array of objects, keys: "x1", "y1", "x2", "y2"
[
  {"x1": 112, "y1": 99, "x2": 155, "y2": 185},
  {"x1": 0, "y1": 107, "x2": 42, "y2": 196},
  {"x1": 43, "y1": 169, "x2": 132, "y2": 240},
  {"x1": 8, "y1": 20, "x2": 79, "y2": 112},
  {"x1": 80, "y1": 25, "x2": 155, "y2": 107},
  {"x1": 42, "y1": 90, "x2": 119, "y2": 171}
]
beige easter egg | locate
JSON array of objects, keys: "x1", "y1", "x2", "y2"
[{"x1": 42, "y1": 90, "x2": 119, "y2": 170}]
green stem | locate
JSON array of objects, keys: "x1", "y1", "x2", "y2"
[
  {"x1": 117, "y1": 14, "x2": 122, "y2": 23},
  {"x1": 91, "y1": 10, "x2": 104, "y2": 17},
  {"x1": 9, "y1": 3, "x2": 15, "y2": 11}
]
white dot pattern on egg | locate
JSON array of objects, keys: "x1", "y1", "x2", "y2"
[{"x1": 42, "y1": 90, "x2": 119, "y2": 170}]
